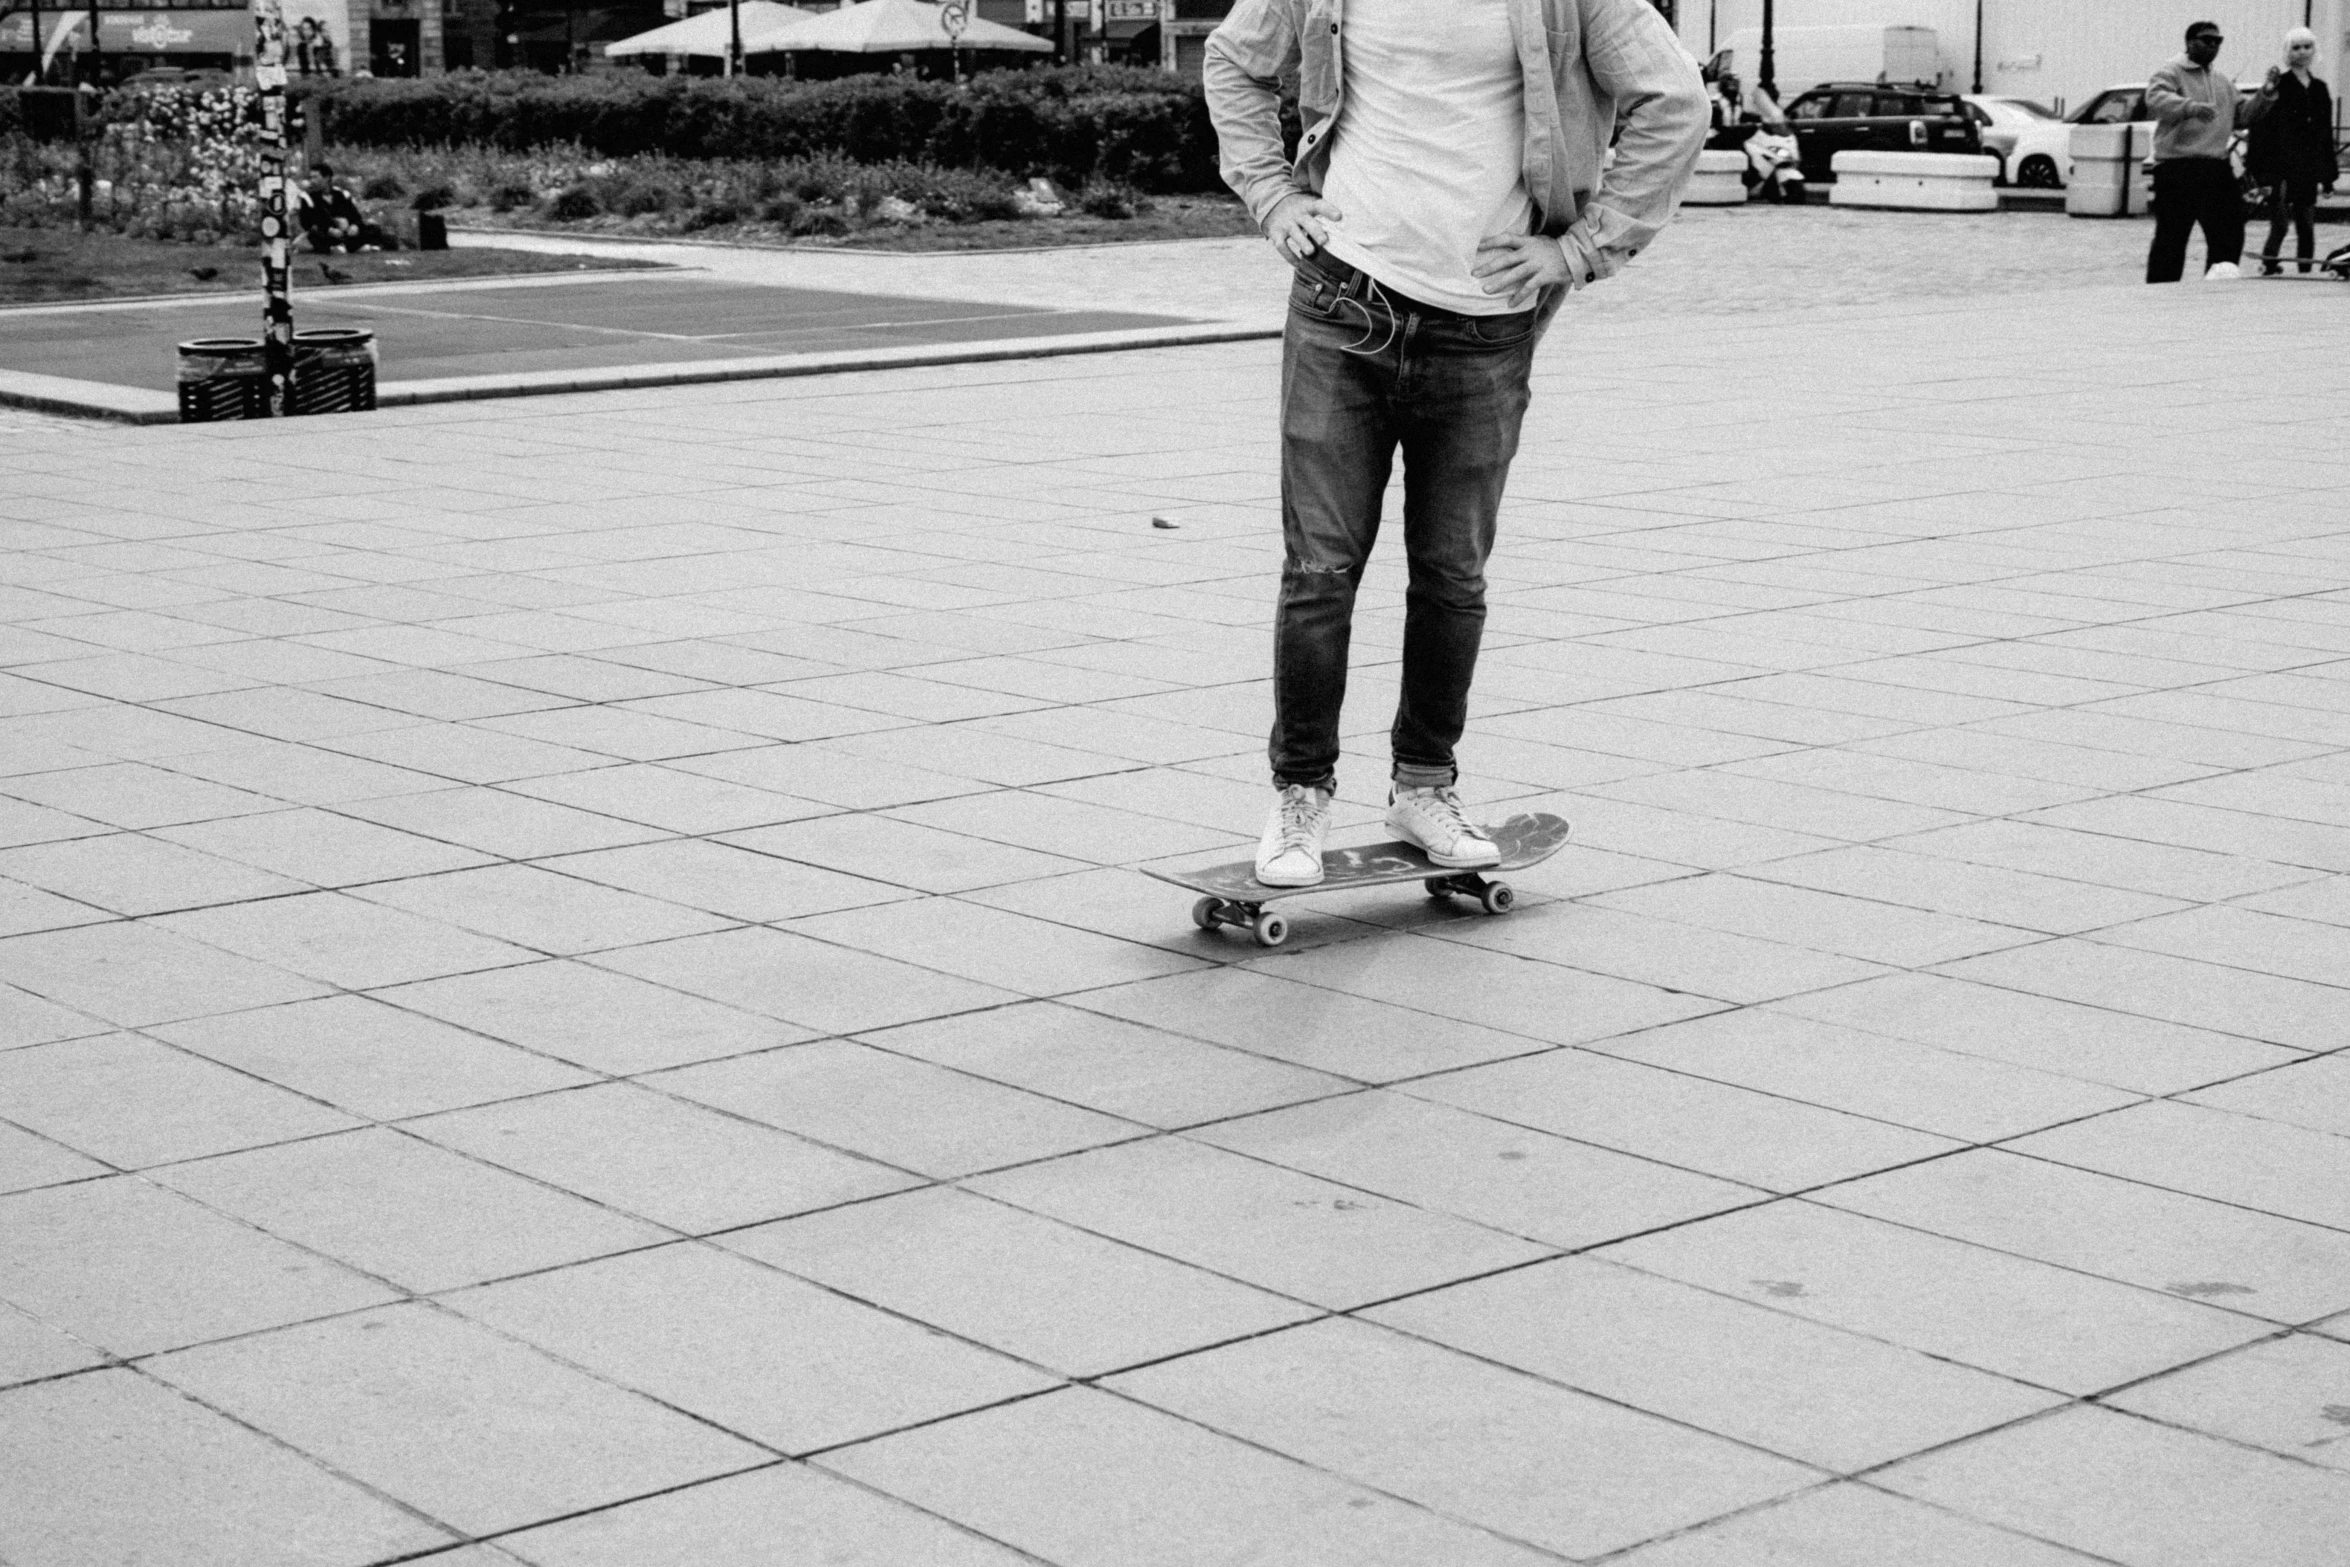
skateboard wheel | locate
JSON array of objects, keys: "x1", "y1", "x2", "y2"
[
  {"x1": 1423, "y1": 877, "x2": 1453, "y2": 898},
  {"x1": 1480, "y1": 882, "x2": 1516, "y2": 915},
  {"x1": 1190, "y1": 896, "x2": 1220, "y2": 930},
  {"x1": 1252, "y1": 910, "x2": 1289, "y2": 947}
]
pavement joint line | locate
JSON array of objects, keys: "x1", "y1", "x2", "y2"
[
  {"x1": 320, "y1": 298, "x2": 1096, "y2": 346},
  {"x1": 0, "y1": 323, "x2": 1279, "y2": 426},
  {"x1": 1061, "y1": 1377, "x2": 1593, "y2": 1562}
]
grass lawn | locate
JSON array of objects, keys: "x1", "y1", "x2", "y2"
[
  {"x1": 456, "y1": 192, "x2": 1260, "y2": 254},
  {"x1": 0, "y1": 228, "x2": 665, "y2": 305},
  {"x1": 832, "y1": 195, "x2": 1260, "y2": 251}
]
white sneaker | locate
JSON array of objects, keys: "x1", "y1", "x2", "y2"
[
  {"x1": 1387, "y1": 784, "x2": 1500, "y2": 868},
  {"x1": 2205, "y1": 261, "x2": 2242, "y2": 280},
  {"x1": 1255, "y1": 784, "x2": 1331, "y2": 887}
]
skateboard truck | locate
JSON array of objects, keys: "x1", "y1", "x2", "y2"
[
  {"x1": 1189, "y1": 896, "x2": 1293, "y2": 948},
  {"x1": 1189, "y1": 872, "x2": 1517, "y2": 949}
]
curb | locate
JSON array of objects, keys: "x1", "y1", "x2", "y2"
[
  {"x1": 0, "y1": 265, "x2": 678, "y2": 318},
  {"x1": 452, "y1": 225, "x2": 1265, "y2": 260},
  {"x1": 0, "y1": 367, "x2": 178, "y2": 424},
  {"x1": 0, "y1": 319, "x2": 1280, "y2": 426}
]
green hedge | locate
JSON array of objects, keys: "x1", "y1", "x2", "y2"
[{"x1": 287, "y1": 66, "x2": 1221, "y2": 192}]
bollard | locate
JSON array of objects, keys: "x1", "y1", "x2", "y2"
[
  {"x1": 1828, "y1": 152, "x2": 2000, "y2": 212},
  {"x1": 176, "y1": 338, "x2": 272, "y2": 423},
  {"x1": 290, "y1": 327, "x2": 379, "y2": 415}
]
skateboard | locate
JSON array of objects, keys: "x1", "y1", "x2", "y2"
[{"x1": 1147, "y1": 812, "x2": 1571, "y2": 948}]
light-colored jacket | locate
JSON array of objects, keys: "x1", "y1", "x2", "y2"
[
  {"x1": 1203, "y1": 0, "x2": 1709, "y2": 289},
  {"x1": 2146, "y1": 55, "x2": 2272, "y2": 163}
]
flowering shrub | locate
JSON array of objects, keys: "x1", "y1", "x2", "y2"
[
  {"x1": 0, "y1": 80, "x2": 1232, "y2": 251},
  {"x1": 288, "y1": 66, "x2": 1221, "y2": 192},
  {"x1": 310, "y1": 142, "x2": 1044, "y2": 237},
  {"x1": 0, "y1": 85, "x2": 272, "y2": 241}
]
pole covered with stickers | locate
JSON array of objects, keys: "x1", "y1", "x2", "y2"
[{"x1": 251, "y1": 0, "x2": 295, "y2": 415}]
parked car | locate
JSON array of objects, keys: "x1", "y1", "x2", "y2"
[
  {"x1": 2069, "y1": 84, "x2": 2151, "y2": 127},
  {"x1": 2062, "y1": 81, "x2": 2266, "y2": 196},
  {"x1": 1781, "y1": 82, "x2": 1984, "y2": 181},
  {"x1": 1963, "y1": 94, "x2": 2072, "y2": 186}
]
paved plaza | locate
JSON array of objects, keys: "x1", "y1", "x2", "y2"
[{"x1": 2, "y1": 216, "x2": 2349, "y2": 1566}]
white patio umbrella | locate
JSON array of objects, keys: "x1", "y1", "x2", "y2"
[
  {"x1": 606, "y1": 2, "x2": 819, "y2": 58},
  {"x1": 746, "y1": 0, "x2": 1053, "y2": 55}
]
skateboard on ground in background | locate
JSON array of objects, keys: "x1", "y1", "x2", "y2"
[{"x1": 1147, "y1": 811, "x2": 1571, "y2": 948}]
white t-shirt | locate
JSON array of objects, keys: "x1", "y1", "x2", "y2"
[{"x1": 1319, "y1": 0, "x2": 1534, "y2": 316}]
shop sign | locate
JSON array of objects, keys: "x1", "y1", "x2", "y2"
[{"x1": 127, "y1": 18, "x2": 200, "y2": 49}]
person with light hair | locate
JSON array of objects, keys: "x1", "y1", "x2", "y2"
[{"x1": 2248, "y1": 26, "x2": 2338, "y2": 274}]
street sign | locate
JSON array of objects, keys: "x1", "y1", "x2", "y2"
[
  {"x1": 941, "y1": 0, "x2": 967, "y2": 38},
  {"x1": 1104, "y1": 0, "x2": 1159, "y2": 19}
]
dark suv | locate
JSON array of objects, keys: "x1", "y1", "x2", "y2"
[{"x1": 1781, "y1": 82, "x2": 1984, "y2": 180}]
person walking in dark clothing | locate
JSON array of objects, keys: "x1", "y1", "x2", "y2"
[
  {"x1": 2249, "y1": 27, "x2": 2338, "y2": 274},
  {"x1": 2145, "y1": 20, "x2": 2278, "y2": 283}
]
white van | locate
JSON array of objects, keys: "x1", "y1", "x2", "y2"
[{"x1": 1708, "y1": 24, "x2": 1943, "y2": 98}]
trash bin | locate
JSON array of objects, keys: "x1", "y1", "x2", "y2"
[
  {"x1": 2067, "y1": 122, "x2": 2153, "y2": 217},
  {"x1": 290, "y1": 327, "x2": 378, "y2": 415},
  {"x1": 415, "y1": 211, "x2": 449, "y2": 251},
  {"x1": 176, "y1": 337, "x2": 272, "y2": 423}
]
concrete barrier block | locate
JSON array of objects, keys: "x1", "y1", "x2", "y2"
[
  {"x1": 1829, "y1": 151, "x2": 2001, "y2": 211},
  {"x1": 1683, "y1": 149, "x2": 1750, "y2": 206},
  {"x1": 2066, "y1": 122, "x2": 2154, "y2": 217}
]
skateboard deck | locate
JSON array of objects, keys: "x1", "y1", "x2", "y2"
[{"x1": 1148, "y1": 811, "x2": 1570, "y2": 947}]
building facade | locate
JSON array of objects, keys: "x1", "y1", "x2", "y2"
[
  {"x1": 0, "y1": 0, "x2": 484, "y2": 81},
  {"x1": 20, "y1": 0, "x2": 2327, "y2": 94},
  {"x1": 1681, "y1": 0, "x2": 2349, "y2": 117}
]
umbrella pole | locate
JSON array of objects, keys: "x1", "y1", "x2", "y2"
[{"x1": 726, "y1": 0, "x2": 740, "y2": 77}]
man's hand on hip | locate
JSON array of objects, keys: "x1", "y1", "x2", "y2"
[
  {"x1": 1472, "y1": 233, "x2": 1571, "y2": 311},
  {"x1": 1266, "y1": 194, "x2": 1342, "y2": 265}
]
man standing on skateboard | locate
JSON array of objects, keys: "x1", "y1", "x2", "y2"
[{"x1": 1205, "y1": 0, "x2": 1707, "y2": 887}]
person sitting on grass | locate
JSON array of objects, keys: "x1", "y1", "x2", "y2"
[{"x1": 297, "y1": 163, "x2": 399, "y2": 254}]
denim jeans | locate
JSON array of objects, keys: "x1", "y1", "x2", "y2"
[{"x1": 1269, "y1": 264, "x2": 1541, "y2": 793}]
